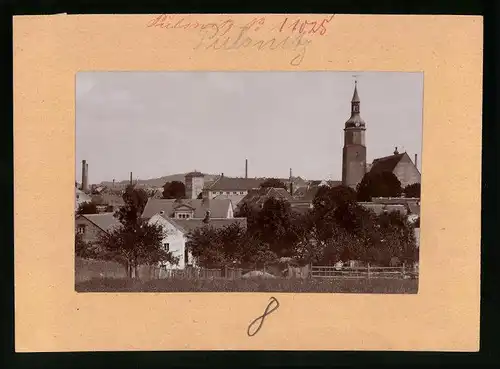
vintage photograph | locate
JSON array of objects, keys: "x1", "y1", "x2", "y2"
[{"x1": 75, "y1": 71, "x2": 422, "y2": 293}]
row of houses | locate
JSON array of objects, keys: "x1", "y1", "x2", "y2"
[{"x1": 76, "y1": 179, "x2": 420, "y2": 271}]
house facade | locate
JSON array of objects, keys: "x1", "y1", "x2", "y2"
[
  {"x1": 75, "y1": 213, "x2": 121, "y2": 244},
  {"x1": 148, "y1": 213, "x2": 193, "y2": 269},
  {"x1": 148, "y1": 212, "x2": 247, "y2": 270}
]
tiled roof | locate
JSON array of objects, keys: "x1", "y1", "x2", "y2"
[
  {"x1": 141, "y1": 198, "x2": 231, "y2": 219},
  {"x1": 239, "y1": 187, "x2": 293, "y2": 208},
  {"x1": 207, "y1": 176, "x2": 265, "y2": 191},
  {"x1": 213, "y1": 193, "x2": 247, "y2": 207},
  {"x1": 172, "y1": 217, "x2": 247, "y2": 233},
  {"x1": 369, "y1": 153, "x2": 405, "y2": 174},
  {"x1": 79, "y1": 213, "x2": 122, "y2": 232}
]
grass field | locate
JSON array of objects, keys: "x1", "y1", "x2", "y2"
[{"x1": 75, "y1": 276, "x2": 418, "y2": 293}]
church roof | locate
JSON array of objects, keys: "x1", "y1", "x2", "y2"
[
  {"x1": 369, "y1": 153, "x2": 405, "y2": 174},
  {"x1": 345, "y1": 114, "x2": 366, "y2": 128}
]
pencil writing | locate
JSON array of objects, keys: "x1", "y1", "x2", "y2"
[{"x1": 247, "y1": 296, "x2": 280, "y2": 337}]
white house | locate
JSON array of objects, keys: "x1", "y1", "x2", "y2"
[{"x1": 148, "y1": 213, "x2": 193, "y2": 270}]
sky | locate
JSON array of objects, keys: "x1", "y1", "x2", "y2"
[{"x1": 76, "y1": 71, "x2": 423, "y2": 184}]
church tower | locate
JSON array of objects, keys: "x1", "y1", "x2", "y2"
[{"x1": 342, "y1": 81, "x2": 367, "y2": 188}]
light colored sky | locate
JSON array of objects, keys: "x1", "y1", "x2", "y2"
[{"x1": 76, "y1": 71, "x2": 423, "y2": 184}]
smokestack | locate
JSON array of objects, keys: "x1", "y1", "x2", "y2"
[
  {"x1": 130, "y1": 172, "x2": 133, "y2": 185},
  {"x1": 414, "y1": 154, "x2": 418, "y2": 170},
  {"x1": 289, "y1": 168, "x2": 293, "y2": 195},
  {"x1": 81, "y1": 160, "x2": 88, "y2": 192},
  {"x1": 245, "y1": 159, "x2": 248, "y2": 179}
]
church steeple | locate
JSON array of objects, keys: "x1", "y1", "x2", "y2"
[
  {"x1": 351, "y1": 80, "x2": 360, "y2": 111},
  {"x1": 342, "y1": 79, "x2": 367, "y2": 189},
  {"x1": 345, "y1": 80, "x2": 365, "y2": 129}
]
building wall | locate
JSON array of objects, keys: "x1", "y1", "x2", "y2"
[
  {"x1": 207, "y1": 189, "x2": 248, "y2": 199},
  {"x1": 342, "y1": 144, "x2": 367, "y2": 188},
  {"x1": 393, "y1": 155, "x2": 421, "y2": 188},
  {"x1": 174, "y1": 210, "x2": 194, "y2": 219},
  {"x1": 75, "y1": 216, "x2": 105, "y2": 244},
  {"x1": 149, "y1": 214, "x2": 192, "y2": 269},
  {"x1": 186, "y1": 176, "x2": 205, "y2": 199}
]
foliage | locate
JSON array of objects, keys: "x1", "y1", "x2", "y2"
[
  {"x1": 356, "y1": 171, "x2": 403, "y2": 201},
  {"x1": 251, "y1": 197, "x2": 298, "y2": 258},
  {"x1": 404, "y1": 183, "x2": 421, "y2": 198},
  {"x1": 185, "y1": 222, "x2": 278, "y2": 270},
  {"x1": 259, "y1": 178, "x2": 287, "y2": 189},
  {"x1": 162, "y1": 181, "x2": 186, "y2": 199},
  {"x1": 75, "y1": 233, "x2": 99, "y2": 259}
]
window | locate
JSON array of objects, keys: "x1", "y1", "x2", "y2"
[
  {"x1": 163, "y1": 243, "x2": 170, "y2": 251},
  {"x1": 233, "y1": 192, "x2": 237, "y2": 195},
  {"x1": 76, "y1": 225, "x2": 86, "y2": 234},
  {"x1": 240, "y1": 191, "x2": 244, "y2": 195}
]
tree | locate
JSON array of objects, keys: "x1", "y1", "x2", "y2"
[
  {"x1": 254, "y1": 197, "x2": 297, "y2": 257},
  {"x1": 374, "y1": 210, "x2": 418, "y2": 265},
  {"x1": 404, "y1": 183, "x2": 421, "y2": 198},
  {"x1": 356, "y1": 171, "x2": 403, "y2": 201},
  {"x1": 77, "y1": 202, "x2": 98, "y2": 215},
  {"x1": 97, "y1": 185, "x2": 176, "y2": 278},
  {"x1": 162, "y1": 181, "x2": 186, "y2": 199},
  {"x1": 185, "y1": 225, "x2": 229, "y2": 269},
  {"x1": 260, "y1": 178, "x2": 287, "y2": 189},
  {"x1": 98, "y1": 220, "x2": 178, "y2": 278}
]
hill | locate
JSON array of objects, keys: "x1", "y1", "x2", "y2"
[{"x1": 99, "y1": 173, "x2": 220, "y2": 188}]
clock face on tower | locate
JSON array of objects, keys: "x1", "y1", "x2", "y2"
[{"x1": 355, "y1": 122, "x2": 360, "y2": 127}]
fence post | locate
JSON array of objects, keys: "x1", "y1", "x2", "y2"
[{"x1": 367, "y1": 263, "x2": 371, "y2": 279}]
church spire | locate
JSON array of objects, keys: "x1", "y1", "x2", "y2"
[
  {"x1": 352, "y1": 80, "x2": 360, "y2": 103},
  {"x1": 345, "y1": 80, "x2": 365, "y2": 128}
]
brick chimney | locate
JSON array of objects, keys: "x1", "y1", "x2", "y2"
[
  {"x1": 130, "y1": 172, "x2": 133, "y2": 185},
  {"x1": 81, "y1": 160, "x2": 88, "y2": 192},
  {"x1": 245, "y1": 159, "x2": 248, "y2": 179}
]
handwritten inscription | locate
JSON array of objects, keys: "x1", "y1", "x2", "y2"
[
  {"x1": 146, "y1": 15, "x2": 335, "y2": 66},
  {"x1": 247, "y1": 296, "x2": 280, "y2": 337}
]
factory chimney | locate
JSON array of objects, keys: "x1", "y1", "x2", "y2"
[
  {"x1": 245, "y1": 159, "x2": 248, "y2": 179},
  {"x1": 289, "y1": 168, "x2": 293, "y2": 196},
  {"x1": 130, "y1": 172, "x2": 133, "y2": 185},
  {"x1": 414, "y1": 154, "x2": 418, "y2": 170},
  {"x1": 81, "y1": 160, "x2": 88, "y2": 192}
]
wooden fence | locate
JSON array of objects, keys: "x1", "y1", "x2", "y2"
[{"x1": 311, "y1": 265, "x2": 418, "y2": 280}]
